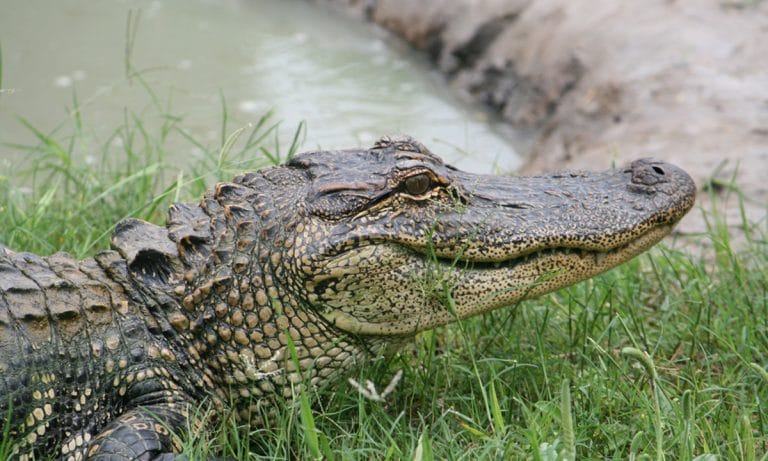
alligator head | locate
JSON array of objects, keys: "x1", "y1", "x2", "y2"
[
  {"x1": 271, "y1": 135, "x2": 696, "y2": 338},
  {"x1": 112, "y1": 135, "x2": 694, "y2": 393},
  {"x1": 282, "y1": 137, "x2": 695, "y2": 335}
]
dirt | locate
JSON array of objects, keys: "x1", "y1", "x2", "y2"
[{"x1": 318, "y1": 0, "x2": 768, "y2": 245}]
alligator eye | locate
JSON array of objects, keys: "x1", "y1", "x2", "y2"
[{"x1": 403, "y1": 174, "x2": 432, "y2": 196}]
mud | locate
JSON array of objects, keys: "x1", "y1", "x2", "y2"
[{"x1": 318, "y1": 0, "x2": 768, "y2": 242}]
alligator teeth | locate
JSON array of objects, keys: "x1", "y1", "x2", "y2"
[{"x1": 595, "y1": 252, "x2": 607, "y2": 265}]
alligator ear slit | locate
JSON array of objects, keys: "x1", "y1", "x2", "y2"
[
  {"x1": 128, "y1": 250, "x2": 173, "y2": 284},
  {"x1": 112, "y1": 218, "x2": 183, "y2": 284}
]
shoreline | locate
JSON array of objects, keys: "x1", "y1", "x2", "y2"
[{"x1": 318, "y1": 0, "x2": 768, "y2": 240}]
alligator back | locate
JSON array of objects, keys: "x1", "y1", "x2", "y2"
[{"x1": 0, "y1": 247, "x2": 189, "y2": 459}]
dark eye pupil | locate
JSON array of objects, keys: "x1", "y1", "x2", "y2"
[{"x1": 404, "y1": 174, "x2": 431, "y2": 195}]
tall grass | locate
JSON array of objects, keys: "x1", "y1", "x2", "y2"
[
  {"x1": 1, "y1": 27, "x2": 766, "y2": 461},
  {"x1": 2, "y1": 91, "x2": 766, "y2": 458},
  {"x1": 0, "y1": 78, "x2": 298, "y2": 259}
]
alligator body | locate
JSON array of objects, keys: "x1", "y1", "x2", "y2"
[{"x1": 0, "y1": 135, "x2": 695, "y2": 460}]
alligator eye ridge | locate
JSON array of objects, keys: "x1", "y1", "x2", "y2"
[{"x1": 403, "y1": 173, "x2": 432, "y2": 196}]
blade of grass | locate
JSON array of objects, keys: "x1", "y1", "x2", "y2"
[
  {"x1": 81, "y1": 163, "x2": 162, "y2": 210},
  {"x1": 560, "y1": 379, "x2": 575, "y2": 461},
  {"x1": 218, "y1": 125, "x2": 248, "y2": 175},
  {"x1": 125, "y1": 9, "x2": 141, "y2": 81},
  {"x1": 622, "y1": 347, "x2": 664, "y2": 461},
  {"x1": 0, "y1": 399, "x2": 12, "y2": 460},
  {"x1": 220, "y1": 89, "x2": 228, "y2": 149},
  {"x1": 285, "y1": 333, "x2": 328, "y2": 461},
  {"x1": 488, "y1": 380, "x2": 506, "y2": 435},
  {"x1": 16, "y1": 116, "x2": 72, "y2": 166},
  {"x1": 66, "y1": 86, "x2": 83, "y2": 155},
  {"x1": 742, "y1": 413, "x2": 756, "y2": 461},
  {"x1": 286, "y1": 120, "x2": 306, "y2": 160},
  {"x1": 412, "y1": 428, "x2": 433, "y2": 461},
  {"x1": 0, "y1": 40, "x2": 4, "y2": 98}
]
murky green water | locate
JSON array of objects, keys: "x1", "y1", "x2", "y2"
[{"x1": 0, "y1": 0, "x2": 519, "y2": 173}]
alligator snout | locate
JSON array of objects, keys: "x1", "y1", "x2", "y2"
[
  {"x1": 628, "y1": 157, "x2": 696, "y2": 188},
  {"x1": 626, "y1": 158, "x2": 697, "y2": 212}
]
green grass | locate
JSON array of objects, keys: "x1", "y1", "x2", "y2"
[{"x1": 1, "y1": 64, "x2": 767, "y2": 461}]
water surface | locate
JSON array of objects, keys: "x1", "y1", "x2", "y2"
[{"x1": 0, "y1": 0, "x2": 520, "y2": 173}]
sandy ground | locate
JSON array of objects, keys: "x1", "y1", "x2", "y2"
[{"x1": 319, "y1": 0, "x2": 768, "y2": 244}]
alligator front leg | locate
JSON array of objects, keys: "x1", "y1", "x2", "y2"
[{"x1": 84, "y1": 404, "x2": 187, "y2": 461}]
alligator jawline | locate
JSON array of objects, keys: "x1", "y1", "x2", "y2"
[
  {"x1": 432, "y1": 224, "x2": 675, "y2": 275},
  {"x1": 435, "y1": 241, "x2": 647, "y2": 272},
  {"x1": 435, "y1": 248, "x2": 593, "y2": 272}
]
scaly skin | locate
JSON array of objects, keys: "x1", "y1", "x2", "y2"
[{"x1": 0, "y1": 135, "x2": 695, "y2": 460}]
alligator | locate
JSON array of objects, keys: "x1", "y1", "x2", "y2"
[{"x1": 0, "y1": 135, "x2": 695, "y2": 460}]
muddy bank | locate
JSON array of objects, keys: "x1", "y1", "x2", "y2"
[{"x1": 318, "y1": 0, "x2": 768, "y2": 240}]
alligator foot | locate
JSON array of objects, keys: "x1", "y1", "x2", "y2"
[
  {"x1": 84, "y1": 406, "x2": 185, "y2": 460},
  {"x1": 153, "y1": 455, "x2": 236, "y2": 461}
]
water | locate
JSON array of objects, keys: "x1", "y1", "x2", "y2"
[{"x1": 0, "y1": 0, "x2": 520, "y2": 173}]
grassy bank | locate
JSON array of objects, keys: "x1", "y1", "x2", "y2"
[{"x1": 1, "y1": 88, "x2": 767, "y2": 460}]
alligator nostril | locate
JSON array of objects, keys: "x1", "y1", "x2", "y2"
[{"x1": 629, "y1": 158, "x2": 672, "y2": 188}]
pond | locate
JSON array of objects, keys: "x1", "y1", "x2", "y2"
[{"x1": 0, "y1": 0, "x2": 520, "y2": 174}]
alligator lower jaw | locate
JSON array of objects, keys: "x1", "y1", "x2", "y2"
[{"x1": 322, "y1": 225, "x2": 675, "y2": 337}]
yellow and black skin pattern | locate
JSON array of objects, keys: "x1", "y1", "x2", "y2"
[{"x1": 0, "y1": 135, "x2": 696, "y2": 460}]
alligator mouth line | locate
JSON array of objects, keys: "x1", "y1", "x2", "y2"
[
  {"x1": 428, "y1": 224, "x2": 674, "y2": 273},
  {"x1": 441, "y1": 248, "x2": 606, "y2": 271},
  {"x1": 429, "y1": 249, "x2": 610, "y2": 280}
]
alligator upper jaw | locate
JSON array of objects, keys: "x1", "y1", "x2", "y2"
[{"x1": 448, "y1": 159, "x2": 694, "y2": 256}]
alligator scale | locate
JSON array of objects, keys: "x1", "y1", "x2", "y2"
[{"x1": 0, "y1": 135, "x2": 695, "y2": 460}]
